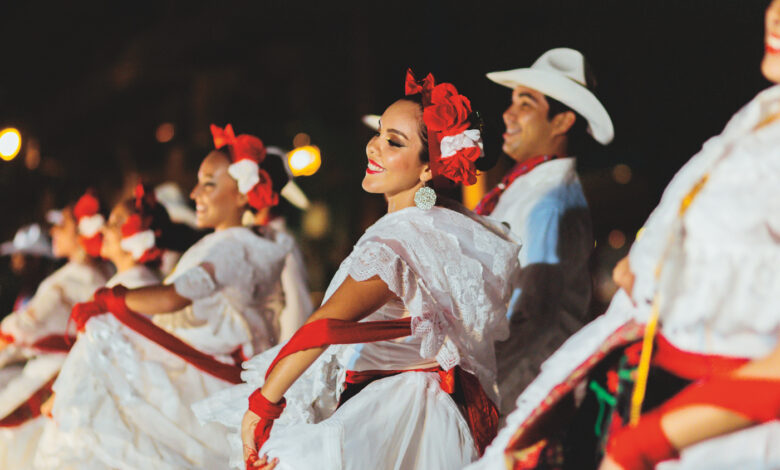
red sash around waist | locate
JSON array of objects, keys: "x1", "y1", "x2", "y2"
[
  {"x1": 266, "y1": 316, "x2": 498, "y2": 456},
  {"x1": 31, "y1": 335, "x2": 75, "y2": 353}
]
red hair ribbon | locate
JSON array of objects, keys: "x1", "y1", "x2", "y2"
[
  {"x1": 404, "y1": 69, "x2": 435, "y2": 104},
  {"x1": 73, "y1": 190, "x2": 100, "y2": 220},
  {"x1": 210, "y1": 124, "x2": 267, "y2": 164},
  {"x1": 120, "y1": 182, "x2": 161, "y2": 264}
]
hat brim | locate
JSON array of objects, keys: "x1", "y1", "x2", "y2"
[
  {"x1": 486, "y1": 68, "x2": 614, "y2": 145},
  {"x1": 1, "y1": 241, "x2": 54, "y2": 258}
]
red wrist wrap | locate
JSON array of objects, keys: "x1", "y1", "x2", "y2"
[
  {"x1": 608, "y1": 376, "x2": 780, "y2": 469},
  {"x1": 94, "y1": 285, "x2": 132, "y2": 316},
  {"x1": 608, "y1": 411, "x2": 678, "y2": 470},
  {"x1": 69, "y1": 301, "x2": 106, "y2": 333},
  {"x1": 248, "y1": 389, "x2": 286, "y2": 454}
]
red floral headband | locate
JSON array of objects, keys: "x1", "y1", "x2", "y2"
[
  {"x1": 73, "y1": 189, "x2": 104, "y2": 258},
  {"x1": 210, "y1": 124, "x2": 278, "y2": 211},
  {"x1": 404, "y1": 69, "x2": 483, "y2": 186},
  {"x1": 119, "y1": 183, "x2": 161, "y2": 264}
]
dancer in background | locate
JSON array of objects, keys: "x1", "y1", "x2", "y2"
[
  {"x1": 34, "y1": 126, "x2": 293, "y2": 470},
  {"x1": 0, "y1": 223, "x2": 57, "y2": 316},
  {"x1": 195, "y1": 70, "x2": 521, "y2": 470},
  {"x1": 470, "y1": 2, "x2": 780, "y2": 469},
  {"x1": 0, "y1": 192, "x2": 109, "y2": 468},
  {"x1": 477, "y1": 48, "x2": 614, "y2": 418}
]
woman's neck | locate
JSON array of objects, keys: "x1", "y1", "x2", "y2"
[
  {"x1": 112, "y1": 254, "x2": 137, "y2": 273},
  {"x1": 68, "y1": 248, "x2": 88, "y2": 264},
  {"x1": 214, "y1": 212, "x2": 245, "y2": 231},
  {"x1": 386, "y1": 182, "x2": 424, "y2": 213}
]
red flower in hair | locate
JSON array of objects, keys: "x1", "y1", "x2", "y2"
[
  {"x1": 423, "y1": 83, "x2": 472, "y2": 137},
  {"x1": 73, "y1": 191, "x2": 100, "y2": 219},
  {"x1": 121, "y1": 214, "x2": 144, "y2": 238},
  {"x1": 247, "y1": 169, "x2": 279, "y2": 210},
  {"x1": 437, "y1": 147, "x2": 481, "y2": 186},
  {"x1": 73, "y1": 190, "x2": 104, "y2": 258},
  {"x1": 210, "y1": 123, "x2": 277, "y2": 211}
]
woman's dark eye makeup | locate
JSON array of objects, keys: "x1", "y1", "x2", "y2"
[{"x1": 388, "y1": 139, "x2": 403, "y2": 148}]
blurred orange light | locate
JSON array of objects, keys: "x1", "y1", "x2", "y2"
[
  {"x1": 156, "y1": 123, "x2": 175, "y2": 143},
  {"x1": 292, "y1": 132, "x2": 311, "y2": 148},
  {"x1": 288, "y1": 145, "x2": 321, "y2": 177},
  {"x1": 462, "y1": 172, "x2": 487, "y2": 210},
  {"x1": 0, "y1": 128, "x2": 21, "y2": 161},
  {"x1": 612, "y1": 163, "x2": 632, "y2": 184},
  {"x1": 608, "y1": 229, "x2": 626, "y2": 249}
]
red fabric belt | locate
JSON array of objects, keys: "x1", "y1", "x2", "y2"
[
  {"x1": 652, "y1": 334, "x2": 750, "y2": 380},
  {"x1": 267, "y1": 316, "x2": 498, "y2": 456},
  {"x1": 31, "y1": 334, "x2": 75, "y2": 353},
  {"x1": 0, "y1": 376, "x2": 56, "y2": 428},
  {"x1": 72, "y1": 300, "x2": 242, "y2": 384}
]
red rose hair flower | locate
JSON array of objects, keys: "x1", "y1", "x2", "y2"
[{"x1": 404, "y1": 69, "x2": 483, "y2": 186}]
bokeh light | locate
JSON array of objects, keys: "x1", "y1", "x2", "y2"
[
  {"x1": 288, "y1": 145, "x2": 321, "y2": 177},
  {"x1": 156, "y1": 122, "x2": 175, "y2": 143},
  {"x1": 302, "y1": 201, "x2": 330, "y2": 239},
  {"x1": 362, "y1": 114, "x2": 380, "y2": 131},
  {"x1": 0, "y1": 128, "x2": 22, "y2": 161},
  {"x1": 292, "y1": 132, "x2": 311, "y2": 148},
  {"x1": 25, "y1": 138, "x2": 40, "y2": 170},
  {"x1": 608, "y1": 229, "x2": 626, "y2": 249},
  {"x1": 612, "y1": 163, "x2": 632, "y2": 184},
  {"x1": 462, "y1": 172, "x2": 487, "y2": 210}
]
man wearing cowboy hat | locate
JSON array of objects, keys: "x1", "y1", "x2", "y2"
[{"x1": 476, "y1": 47, "x2": 614, "y2": 417}]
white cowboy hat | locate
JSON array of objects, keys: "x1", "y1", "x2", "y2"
[
  {"x1": 486, "y1": 47, "x2": 614, "y2": 145},
  {"x1": 1, "y1": 223, "x2": 53, "y2": 258}
]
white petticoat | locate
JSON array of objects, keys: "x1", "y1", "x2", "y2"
[
  {"x1": 268, "y1": 371, "x2": 475, "y2": 470},
  {"x1": 33, "y1": 315, "x2": 236, "y2": 470},
  {"x1": 0, "y1": 358, "x2": 61, "y2": 469}
]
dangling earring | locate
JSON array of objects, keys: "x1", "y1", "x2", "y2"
[{"x1": 414, "y1": 185, "x2": 436, "y2": 210}]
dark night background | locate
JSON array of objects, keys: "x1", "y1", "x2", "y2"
[{"x1": 0, "y1": 1, "x2": 771, "y2": 313}]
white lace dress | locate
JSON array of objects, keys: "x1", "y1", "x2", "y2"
[
  {"x1": 468, "y1": 85, "x2": 780, "y2": 470},
  {"x1": 0, "y1": 263, "x2": 127, "y2": 470},
  {"x1": 193, "y1": 205, "x2": 521, "y2": 470},
  {"x1": 33, "y1": 227, "x2": 292, "y2": 470}
]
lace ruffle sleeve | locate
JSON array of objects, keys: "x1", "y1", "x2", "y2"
[{"x1": 174, "y1": 238, "x2": 255, "y2": 300}]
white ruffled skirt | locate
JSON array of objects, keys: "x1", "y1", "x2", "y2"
[
  {"x1": 193, "y1": 346, "x2": 477, "y2": 470},
  {"x1": 33, "y1": 315, "x2": 237, "y2": 470},
  {"x1": 0, "y1": 356, "x2": 61, "y2": 469}
]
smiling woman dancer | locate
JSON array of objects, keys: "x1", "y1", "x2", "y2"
[
  {"x1": 469, "y1": 2, "x2": 780, "y2": 470},
  {"x1": 0, "y1": 191, "x2": 109, "y2": 469},
  {"x1": 34, "y1": 126, "x2": 294, "y2": 470},
  {"x1": 194, "y1": 71, "x2": 521, "y2": 470}
]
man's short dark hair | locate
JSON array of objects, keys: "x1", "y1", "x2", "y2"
[
  {"x1": 545, "y1": 96, "x2": 590, "y2": 156},
  {"x1": 544, "y1": 56, "x2": 598, "y2": 156}
]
